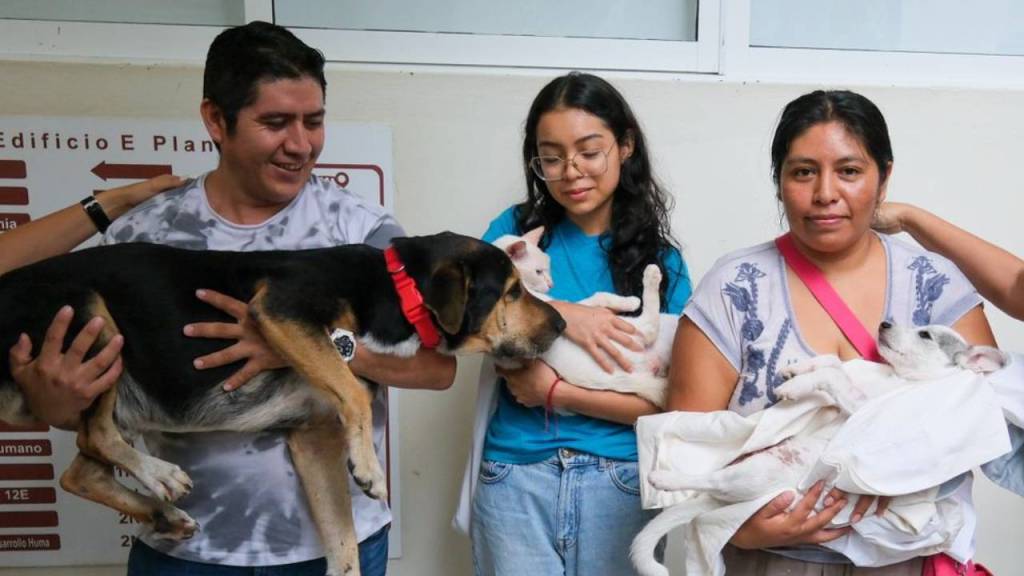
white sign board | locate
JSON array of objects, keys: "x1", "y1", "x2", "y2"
[{"x1": 0, "y1": 117, "x2": 401, "y2": 566}]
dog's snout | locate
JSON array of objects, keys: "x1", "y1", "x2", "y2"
[
  {"x1": 879, "y1": 321, "x2": 892, "y2": 331},
  {"x1": 527, "y1": 305, "x2": 565, "y2": 356},
  {"x1": 552, "y1": 311, "x2": 567, "y2": 335}
]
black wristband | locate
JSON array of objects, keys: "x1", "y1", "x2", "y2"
[{"x1": 80, "y1": 195, "x2": 112, "y2": 234}]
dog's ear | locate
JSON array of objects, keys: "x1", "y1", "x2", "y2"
[
  {"x1": 954, "y1": 345, "x2": 1009, "y2": 373},
  {"x1": 422, "y1": 261, "x2": 468, "y2": 334},
  {"x1": 504, "y1": 239, "x2": 528, "y2": 262},
  {"x1": 522, "y1": 226, "x2": 545, "y2": 247}
]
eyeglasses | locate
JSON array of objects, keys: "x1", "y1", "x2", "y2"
[{"x1": 529, "y1": 145, "x2": 614, "y2": 182}]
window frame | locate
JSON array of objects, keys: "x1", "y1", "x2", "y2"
[
  {"x1": 0, "y1": 0, "x2": 721, "y2": 73},
  {"x1": 720, "y1": 0, "x2": 1024, "y2": 89},
  {"x1": 1, "y1": 0, "x2": 1023, "y2": 89}
]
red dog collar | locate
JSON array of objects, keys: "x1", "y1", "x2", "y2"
[{"x1": 384, "y1": 246, "x2": 442, "y2": 349}]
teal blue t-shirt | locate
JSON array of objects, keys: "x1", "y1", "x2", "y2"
[{"x1": 481, "y1": 206, "x2": 692, "y2": 463}]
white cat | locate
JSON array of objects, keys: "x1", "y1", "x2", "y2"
[{"x1": 493, "y1": 227, "x2": 678, "y2": 407}]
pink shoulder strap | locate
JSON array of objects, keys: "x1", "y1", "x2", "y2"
[{"x1": 775, "y1": 234, "x2": 883, "y2": 363}]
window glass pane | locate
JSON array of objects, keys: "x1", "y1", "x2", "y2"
[
  {"x1": 751, "y1": 0, "x2": 1024, "y2": 57},
  {"x1": 276, "y1": 0, "x2": 697, "y2": 42},
  {"x1": 0, "y1": 0, "x2": 245, "y2": 26}
]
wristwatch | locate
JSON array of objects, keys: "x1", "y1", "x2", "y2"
[{"x1": 330, "y1": 328, "x2": 357, "y2": 362}]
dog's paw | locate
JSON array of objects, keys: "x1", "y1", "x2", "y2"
[
  {"x1": 642, "y1": 264, "x2": 663, "y2": 289},
  {"x1": 780, "y1": 362, "x2": 814, "y2": 381},
  {"x1": 579, "y1": 292, "x2": 641, "y2": 312},
  {"x1": 780, "y1": 355, "x2": 841, "y2": 380},
  {"x1": 647, "y1": 470, "x2": 680, "y2": 491},
  {"x1": 150, "y1": 505, "x2": 199, "y2": 540},
  {"x1": 348, "y1": 457, "x2": 388, "y2": 502},
  {"x1": 616, "y1": 295, "x2": 642, "y2": 312},
  {"x1": 775, "y1": 379, "x2": 813, "y2": 401},
  {"x1": 135, "y1": 457, "x2": 193, "y2": 502}
]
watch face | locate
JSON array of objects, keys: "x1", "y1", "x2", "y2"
[{"x1": 331, "y1": 329, "x2": 356, "y2": 361}]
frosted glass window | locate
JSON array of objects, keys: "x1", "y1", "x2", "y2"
[
  {"x1": 751, "y1": 0, "x2": 1024, "y2": 57},
  {"x1": 0, "y1": 0, "x2": 245, "y2": 26},
  {"x1": 276, "y1": 0, "x2": 697, "y2": 42}
]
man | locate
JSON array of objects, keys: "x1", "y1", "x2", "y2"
[{"x1": 11, "y1": 21, "x2": 454, "y2": 576}]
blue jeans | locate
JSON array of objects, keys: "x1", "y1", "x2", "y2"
[
  {"x1": 471, "y1": 450, "x2": 661, "y2": 576},
  {"x1": 126, "y1": 524, "x2": 390, "y2": 576}
]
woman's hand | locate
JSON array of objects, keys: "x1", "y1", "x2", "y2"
[
  {"x1": 97, "y1": 174, "x2": 186, "y2": 217},
  {"x1": 497, "y1": 360, "x2": 565, "y2": 409},
  {"x1": 845, "y1": 492, "x2": 891, "y2": 524},
  {"x1": 184, "y1": 289, "x2": 286, "y2": 391},
  {"x1": 871, "y1": 201, "x2": 915, "y2": 235},
  {"x1": 549, "y1": 300, "x2": 642, "y2": 373},
  {"x1": 730, "y1": 481, "x2": 850, "y2": 549},
  {"x1": 8, "y1": 306, "x2": 124, "y2": 429},
  {"x1": 111, "y1": 174, "x2": 186, "y2": 208}
]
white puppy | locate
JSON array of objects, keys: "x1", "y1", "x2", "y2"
[
  {"x1": 493, "y1": 228, "x2": 677, "y2": 407},
  {"x1": 631, "y1": 323, "x2": 1008, "y2": 576}
]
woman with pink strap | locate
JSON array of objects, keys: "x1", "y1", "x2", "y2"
[{"x1": 667, "y1": 90, "x2": 997, "y2": 574}]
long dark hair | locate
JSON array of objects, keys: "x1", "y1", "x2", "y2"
[
  {"x1": 771, "y1": 90, "x2": 893, "y2": 189},
  {"x1": 515, "y1": 72, "x2": 678, "y2": 305}
]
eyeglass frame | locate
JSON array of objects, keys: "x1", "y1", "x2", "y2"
[{"x1": 528, "y1": 143, "x2": 618, "y2": 182}]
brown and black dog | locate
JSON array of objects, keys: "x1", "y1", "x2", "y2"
[{"x1": 0, "y1": 231, "x2": 564, "y2": 576}]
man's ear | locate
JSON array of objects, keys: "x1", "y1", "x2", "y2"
[
  {"x1": 955, "y1": 345, "x2": 1009, "y2": 373},
  {"x1": 200, "y1": 99, "x2": 228, "y2": 145},
  {"x1": 422, "y1": 261, "x2": 468, "y2": 334}
]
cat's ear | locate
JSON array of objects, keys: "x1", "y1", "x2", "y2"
[
  {"x1": 522, "y1": 226, "x2": 545, "y2": 246},
  {"x1": 505, "y1": 239, "x2": 528, "y2": 261}
]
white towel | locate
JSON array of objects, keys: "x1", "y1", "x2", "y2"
[{"x1": 635, "y1": 359, "x2": 1013, "y2": 574}]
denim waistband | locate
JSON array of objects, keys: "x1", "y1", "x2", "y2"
[{"x1": 544, "y1": 448, "x2": 627, "y2": 470}]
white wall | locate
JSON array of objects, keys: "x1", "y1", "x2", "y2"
[{"x1": 0, "y1": 61, "x2": 1021, "y2": 575}]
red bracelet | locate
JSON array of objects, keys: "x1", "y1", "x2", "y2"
[{"x1": 545, "y1": 375, "x2": 562, "y2": 413}]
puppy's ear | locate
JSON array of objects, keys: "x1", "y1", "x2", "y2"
[
  {"x1": 955, "y1": 345, "x2": 1009, "y2": 373},
  {"x1": 505, "y1": 239, "x2": 528, "y2": 261},
  {"x1": 522, "y1": 226, "x2": 545, "y2": 247},
  {"x1": 422, "y1": 262, "x2": 468, "y2": 334}
]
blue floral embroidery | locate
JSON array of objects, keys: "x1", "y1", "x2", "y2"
[
  {"x1": 724, "y1": 263, "x2": 766, "y2": 341},
  {"x1": 764, "y1": 319, "x2": 791, "y2": 405},
  {"x1": 909, "y1": 256, "x2": 949, "y2": 325},
  {"x1": 725, "y1": 263, "x2": 773, "y2": 406},
  {"x1": 724, "y1": 263, "x2": 793, "y2": 407},
  {"x1": 738, "y1": 345, "x2": 764, "y2": 405}
]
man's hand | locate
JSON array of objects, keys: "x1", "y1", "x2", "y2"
[
  {"x1": 184, "y1": 289, "x2": 286, "y2": 391},
  {"x1": 8, "y1": 306, "x2": 124, "y2": 429}
]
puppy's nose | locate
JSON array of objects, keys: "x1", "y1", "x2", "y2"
[
  {"x1": 879, "y1": 321, "x2": 892, "y2": 331},
  {"x1": 552, "y1": 313, "x2": 566, "y2": 335}
]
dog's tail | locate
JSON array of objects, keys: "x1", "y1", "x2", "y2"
[{"x1": 631, "y1": 500, "x2": 707, "y2": 576}]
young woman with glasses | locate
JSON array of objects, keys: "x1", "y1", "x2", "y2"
[{"x1": 454, "y1": 72, "x2": 692, "y2": 575}]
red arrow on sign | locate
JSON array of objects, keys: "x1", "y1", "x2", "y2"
[
  {"x1": 91, "y1": 161, "x2": 172, "y2": 181},
  {"x1": 0, "y1": 160, "x2": 26, "y2": 179}
]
